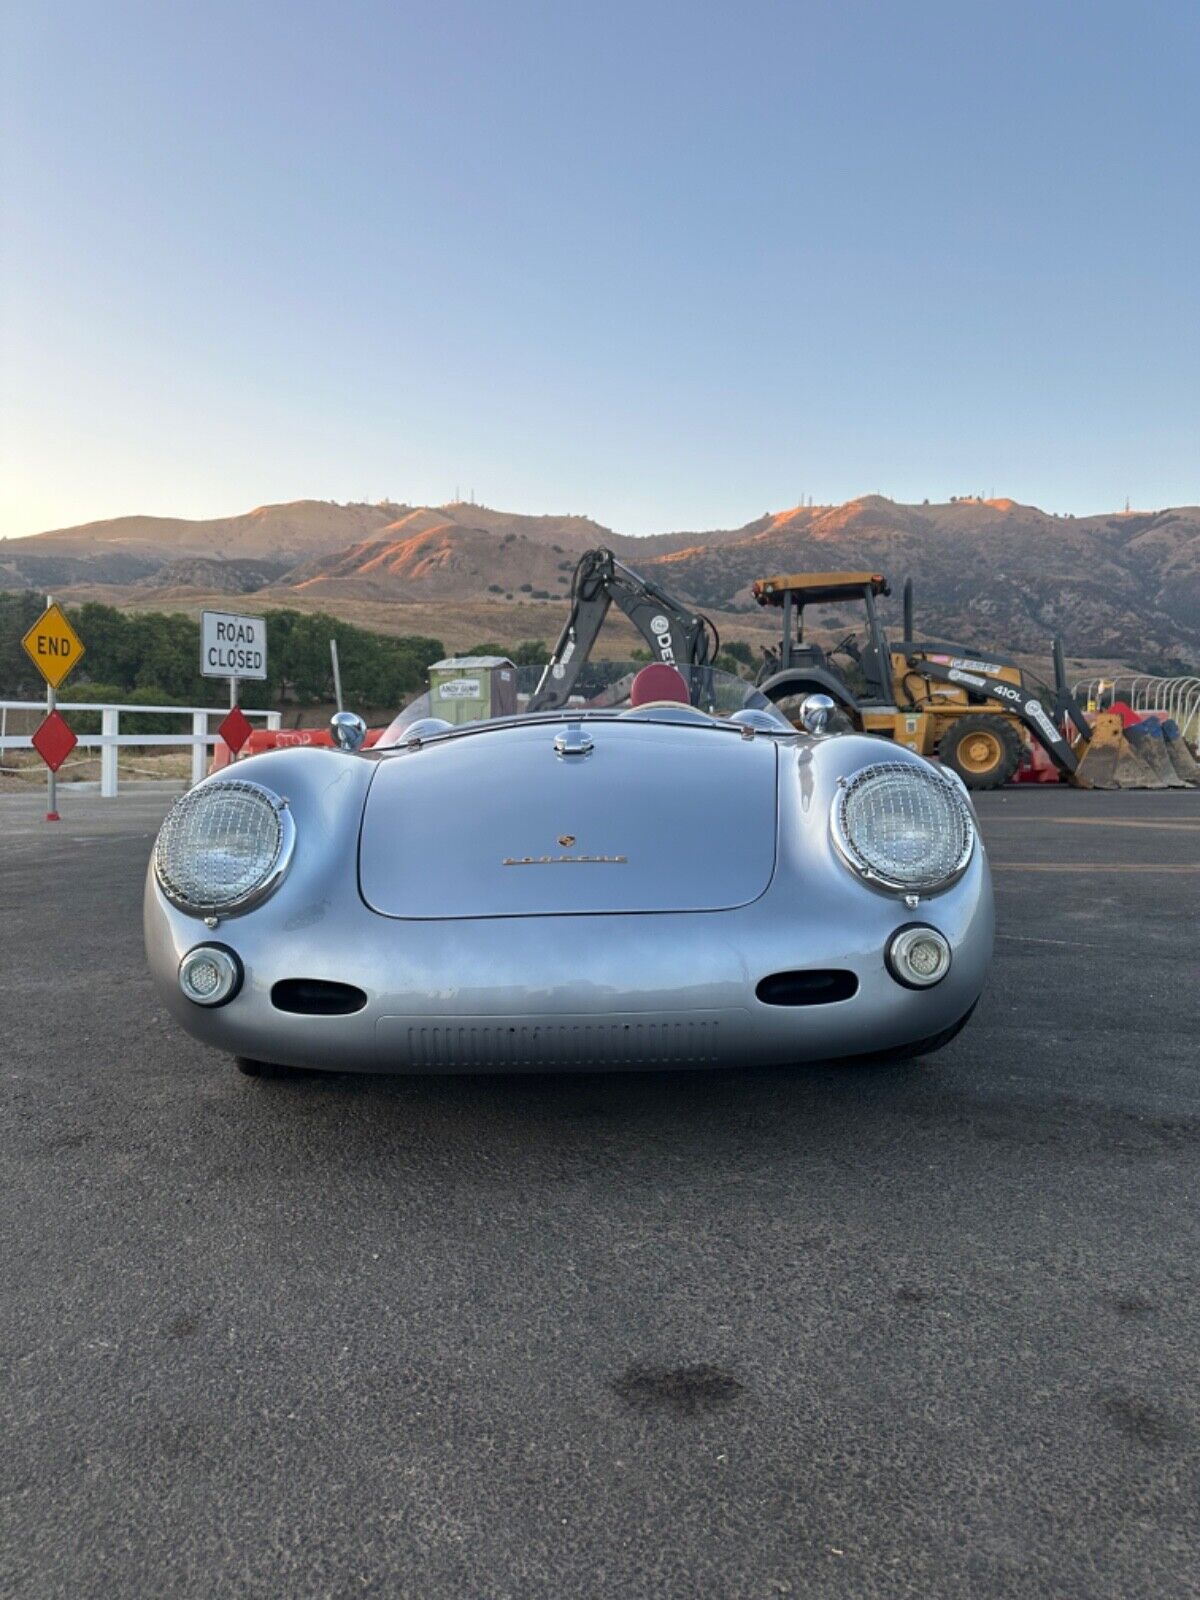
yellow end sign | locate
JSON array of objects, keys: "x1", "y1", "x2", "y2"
[{"x1": 22, "y1": 602, "x2": 85, "y2": 689}]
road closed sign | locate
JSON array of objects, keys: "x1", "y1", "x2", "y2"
[{"x1": 201, "y1": 611, "x2": 268, "y2": 680}]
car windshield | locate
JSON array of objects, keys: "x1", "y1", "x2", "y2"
[{"x1": 377, "y1": 662, "x2": 794, "y2": 745}]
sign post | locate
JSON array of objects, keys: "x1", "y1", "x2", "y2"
[
  {"x1": 22, "y1": 598, "x2": 86, "y2": 821},
  {"x1": 48, "y1": 683, "x2": 55, "y2": 821},
  {"x1": 200, "y1": 611, "x2": 268, "y2": 762},
  {"x1": 330, "y1": 638, "x2": 344, "y2": 713}
]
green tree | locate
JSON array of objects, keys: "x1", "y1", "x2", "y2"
[
  {"x1": 510, "y1": 639, "x2": 549, "y2": 666},
  {"x1": 0, "y1": 595, "x2": 443, "y2": 711},
  {"x1": 0, "y1": 592, "x2": 48, "y2": 696},
  {"x1": 714, "y1": 650, "x2": 753, "y2": 678}
]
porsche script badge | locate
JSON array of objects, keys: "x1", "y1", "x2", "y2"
[{"x1": 503, "y1": 854, "x2": 627, "y2": 865}]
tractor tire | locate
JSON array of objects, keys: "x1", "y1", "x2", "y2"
[{"x1": 938, "y1": 714, "x2": 1021, "y2": 790}]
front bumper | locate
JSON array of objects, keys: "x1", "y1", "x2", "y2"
[{"x1": 144, "y1": 867, "x2": 994, "y2": 1073}]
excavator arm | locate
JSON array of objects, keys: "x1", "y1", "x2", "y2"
[{"x1": 528, "y1": 548, "x2": 718, "y2": 711}]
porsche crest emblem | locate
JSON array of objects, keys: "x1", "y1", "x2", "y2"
[{"x1": 505, "y1": 830, "x2": 626, "y2": 865}]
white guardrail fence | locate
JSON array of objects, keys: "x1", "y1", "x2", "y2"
[
  {"x1": 0, "y1": 701, "x2": 282, "y2": 797},
  {"x1": 3, "y1": 676, "x2": 1197, "y2": 799},
  {"x1": 1071, "y1": 675, "x2": 1200, "y2": 744}
]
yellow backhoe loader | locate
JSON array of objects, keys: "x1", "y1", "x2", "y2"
[
  {"x1": 525, "y1": 547, "x2": 1167, "y2": 789},
  {"x1": 751, "y1": 571, "x2": 1112, "y2": 789}
]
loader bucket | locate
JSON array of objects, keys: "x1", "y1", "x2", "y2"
[
  {"x1": 1127, "y1": 721, "x2": 1187, "y2": 788},
  {"x1": 1072, "y1": 714, "x2": 1164, "y2": 789},
  {"x1": 1163, "y1": 720, "x2": 1200, "y2": 786},
  {"x1": 1070, "y1": 713, "x2": 1123, "y2": 789},
  {"x1": 1112, "y1": 736, "x2": 1165, "y2": 789}
]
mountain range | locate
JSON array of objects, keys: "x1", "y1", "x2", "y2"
[{"x1": 3, "y1": 495, "x2": 1197, "y2": 670}]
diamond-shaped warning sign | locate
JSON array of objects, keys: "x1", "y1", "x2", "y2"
[
  {"x1": 31, "y1": 709, "x2": 78, "y2": 772},
  {"x1": 22, "y1": 602, "x2": 85, "y2": 689},
  {"x1": 218, "y1": 705, "x2": 253, "y2": 756}
]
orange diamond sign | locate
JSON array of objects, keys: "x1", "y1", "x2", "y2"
[{"x1": 22, "y1": 602, "x2": 85, "y2": 689}]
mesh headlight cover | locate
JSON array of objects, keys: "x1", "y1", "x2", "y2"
[
  {"x1": 155, "y1": 780, "x2": 291, "y2": 913},
  {"x1": 834, "y1": 762, "x2": 975, "y2": 890}
]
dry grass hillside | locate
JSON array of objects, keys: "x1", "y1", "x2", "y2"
[
  {"x1": 4, "y1": 493, "x2": 1197, "y2": 669},
  {"x1": 286, "y1": 518, "x2": 582, "y2": 602},
  {"x1": 640, "y1": 497, "x2": 1200, "y2": 664},
  {"x1": 12, "y1": 499, "x2": 398, "y2": 563}
]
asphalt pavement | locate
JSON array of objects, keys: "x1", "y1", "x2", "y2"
[{"x1": 1, "y1": 784, "x2": 1197, "y2": 1598}]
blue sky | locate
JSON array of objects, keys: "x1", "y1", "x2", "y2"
[{"x1": 2, "y1": 0, "x2": 1198, "y2": 539}]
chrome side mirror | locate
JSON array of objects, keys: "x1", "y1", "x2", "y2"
[
  {"x1": 330, "y1": 710, "x2": 368, "y2": 751},
  {"x1": 798, "y1": 694, "x2": 835, "y2": 736}
]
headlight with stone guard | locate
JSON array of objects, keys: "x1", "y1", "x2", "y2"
[
  {"x1": 831, "y1": 761, "x2": 975, "y2": 892},
  {"x1": 154, "y1": 779, "x2": 295, "y2": 915}
]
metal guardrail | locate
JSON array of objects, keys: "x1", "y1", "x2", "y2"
[
  {"x1": 0, "y1": 700, "x2": 282, "y2": 796},
  {"x1": 1070, "y1": 676, "x2": 1200, "y2": 743}
]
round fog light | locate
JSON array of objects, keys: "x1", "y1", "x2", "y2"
[
  {"x1": 887, "y1": 925, "x2": 951, "y2": 989},
  {"x1": 179, "y1": 945, "x2": 242, "y2": 1007}
]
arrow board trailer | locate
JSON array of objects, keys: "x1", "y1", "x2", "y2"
[{"x1": 201, "y1": 612, "x2": 268, "y2": 681}]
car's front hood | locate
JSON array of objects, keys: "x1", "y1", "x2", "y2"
[{"x1": 359, "y1": 719, "x2": 779, "y2": 918}]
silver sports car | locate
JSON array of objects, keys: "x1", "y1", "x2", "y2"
[{"x1": 144, "y1": 663, "x2": 993, "y2": 1075}]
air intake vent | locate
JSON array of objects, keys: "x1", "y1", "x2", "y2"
[
  {"x1": 271, "y1": 979, "x2": 367, "y2": 1016},
  {"x1": 401, "y1": 1019, "x2": 722, "y2": 1069},
  {"x1": 755, "y1": 970, "x2": 858, "y2": 1007}
]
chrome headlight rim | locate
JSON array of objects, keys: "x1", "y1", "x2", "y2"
[
  {"x1": 154, "y1": 778, "x2": 296, "y2": 918},
  {"x1": 830, "y1": 760, "x2": 976, "y2": 894}
]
